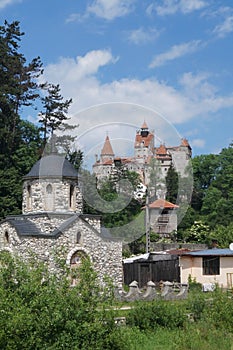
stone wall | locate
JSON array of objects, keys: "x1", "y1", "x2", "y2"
[
  {"x1": 22, "y1": 179, "x2": 83, "y2": 214},
  {"x1": 0, "y1": 216, "x2": 123, "y2": 287}
]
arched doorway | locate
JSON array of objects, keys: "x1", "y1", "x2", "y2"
[{"x1": 69, "y1": 250, "x2": 88, "y2": 286}]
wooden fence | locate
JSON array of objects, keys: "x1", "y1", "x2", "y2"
[{"x1": 123, "y1": 255, "x2": 180, "y2": 288}]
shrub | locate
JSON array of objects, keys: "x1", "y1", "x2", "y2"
[{"x1": 127, "y1": 300, "x2": 186, "y2": 331}]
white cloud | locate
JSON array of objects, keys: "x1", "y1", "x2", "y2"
[
  {"x1": 213, "y1": 15, "x2": 233, "y2": 38},
  {"x1": 191, "y1": 138, "x2": 205, "y2": 148},
  {"x1": 149, "y1": 40, "x2": 202, "y2": 68},
  {"x1": 147, "y1": 0, "x2": 207, "y2": 16},
  {"x1": 179, "y1": 72, "x2": 217, "y2": 99},
  {"x1": 127, "y1": 27, "x2": 161, "y2": 45},
  {"x1": 65, "y1": 13, "x2": 82, "y2": 24},
  {"x1": 0, "y1": 0, "x2": 20, "y2": 9},
  {"x1": 87, "y1": 0, "x2": 135, "y2": 20},
  {"x1": 40, "y1": 50, "x2": 233, "y2": 141},
  {"x1": 42, "y1": 50, "x2": 118, "y2": 83}
]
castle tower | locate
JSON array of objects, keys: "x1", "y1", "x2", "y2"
[
  {"x1": 134, "y1": 121, "x2": 154, "y2": 160},
  {"x1": 22, "y1": 154, "x2": 83, "y2": 214},
  {"x1": 100, "y1": 135, "x2": 115, "y2": 163}
]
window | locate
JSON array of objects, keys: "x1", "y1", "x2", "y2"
[
  {"x1": 202, "y1": 256, "x2": 220, "y2": 275},
  {"x1": 4, "y1": 231, "x2": 9, "y2": 244},
  {"x1": 69, "y1": 185, "x2": 75, "y2": 209},
  {"x1": 46, "y1": 184, "x2": 52, "y2": 194},
  {"x1": 76, "y1": 231, "x2": 81, "y2": 244},
  {"x1": 27, "y1": 185, "x2": 32, "y2": 209},
  {"x1": 45, "y1": 184, "x2": 53, "y2": 211}
]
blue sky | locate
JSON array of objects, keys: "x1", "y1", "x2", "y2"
[{"x1": 1, "y1": 0, "x2": 233, "y2": 159}]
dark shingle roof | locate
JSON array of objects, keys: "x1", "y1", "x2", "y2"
[
  {"x1": 23, "y1": 154, "x2": 78, "y2": 179},
  {"x1": 7, "y1": 217, "x2": 41, "y2": 236}
]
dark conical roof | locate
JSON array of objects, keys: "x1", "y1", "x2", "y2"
[{"x1": 24, "y1": 154, "x2": 78, "y2": 179}]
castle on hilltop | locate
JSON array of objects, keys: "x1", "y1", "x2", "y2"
[{"x1": 93, "y1": 122, "x2": 192, "y2": 190}]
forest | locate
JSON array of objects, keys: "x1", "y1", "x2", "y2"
[{"x1": 1, "y1": 20, "x2": 233, "y2": 249}]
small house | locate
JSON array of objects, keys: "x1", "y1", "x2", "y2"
[
  {"x1": 145, "y1": 198, "x2": 179, "y2": 237},
  {"x1": 179, "y1": 248, "x2": 233, "y2": 289}
]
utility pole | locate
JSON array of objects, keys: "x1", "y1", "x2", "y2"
[{"x1": 145, "y1": 188, "x2": 150, "y2": 253}]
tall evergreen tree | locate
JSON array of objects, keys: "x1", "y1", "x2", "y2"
[
  {"x1": 0, "y1": 21, "x2": 43, "y2": 218},
  {"x1": 165, "y1": 164, "x2": 179, "y2": 203},
  {"x1": 38, "y1": 83, "x2": 72, "y2": 147},
  {"x1": 0, "y1": 21, "x2": 43, "y2": 158}
]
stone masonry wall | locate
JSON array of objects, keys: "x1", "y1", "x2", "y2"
[
  {"x1": 0, "y1": 217, "x2": 123, "y2": 287},
  {"x1": 22, "y1": 179, "x2": 83, "y2": 214}
]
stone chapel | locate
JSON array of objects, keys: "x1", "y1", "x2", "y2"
[{"x1": 0, "y1": 153, "x2": 123, "y2": 287}]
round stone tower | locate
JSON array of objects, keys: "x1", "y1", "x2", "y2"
[{"x1": 22, "y1": 154, "x2": 83, "y2": 214}]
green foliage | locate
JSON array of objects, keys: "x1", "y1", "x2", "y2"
[
  {"x1": 180, "y1": 143, "x2": 233, "y2": 244},
  {"x1": 127, "y1": 300, "x2": 186, "y2": 331},
  {"x1": 38, "y1": 82, "x2": 73, "y2": 146},
  {"x1": 83, "y1": 170, "x2": 143, "y2": 239},
  {"x1": 208, "y1": 223, "x2": 233, "y2": 248},
  {"x1": 183, "y1": 220, "x2": 210, "y2": 243},
  {"x1": 165, "y1": 164, "x2": 179, "y2": 203},
  {"x1": 0, "y1": 251, "x2": 233, "y2": 350},
  {"x1": 0, "y1": 252, "x2": 130, "y2": 350}
]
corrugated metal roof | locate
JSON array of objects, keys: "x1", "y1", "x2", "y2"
[
  {"x1": 24, "y1": 154, "x2": 78, "y2": 179},
  {"x1": 182, "y1": 248, "x2": 233, "y2": 256}
]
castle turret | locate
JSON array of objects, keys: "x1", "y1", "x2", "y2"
[
  {"x1": 100, "y1": 135, "x2": 115, "y2": 163},
  {"x1": 22, "y1": 154, "x2": 83, "y2": 214},
  {"x1": 134, "y1": 121, "x2": 154, "y2": 159}
]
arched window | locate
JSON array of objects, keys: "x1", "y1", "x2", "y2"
[
  {"x1": 27, "y1": 185, "x2": 32, "y2": 209},
  {"x1": 69, "y1": 185, "x2": 75, "y2": 209},
  {"x1": 45, "y1": 184, "x2": 53, "y2": 211},
  {"x1": 76, "y1": 231, "x2": 81, "y2": 244},
  {"x1": 4, "y1": 231, "x2": 9, "y2": 244},
  {"x1": 46, "y1": 184, "x2": 52, "y2": 194},
  {"x1": 70, "y1": 250, "x2": 87, "y2": 286}
]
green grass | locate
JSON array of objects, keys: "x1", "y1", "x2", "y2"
[{"x1": 109, "y1": 289, "x2": 233, "y2": 350}]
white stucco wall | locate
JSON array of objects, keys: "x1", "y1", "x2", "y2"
[{"x1": 180, "y1": 255, "x2": 233, "y2": 289}]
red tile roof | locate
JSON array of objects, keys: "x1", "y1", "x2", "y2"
[
  {"x1": 135, "y1": 132, "x2": 154, "y2": 147},
  {"x1": 101, "y1": 136, "x2": 114, "y2": 156},
  {"x1": 181, "y1": 138, "x2": 191, "y2": 148},
  {"x1": 148, "y1": 198, "x2": 179, "y2": 209},
  {"x1": 156, "y1": 144, "x2": 167, "y2": 155}
]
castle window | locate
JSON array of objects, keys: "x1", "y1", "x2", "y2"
[
  {"x1": 45, "y1": 184, "x2": 53, "y2": 211},
  {"x1": 69, "y1": 185, "x2": 75, "y2": 209},
  {"x1": 4, "y1": 231, "x2": 9, "y2": 244},
  {"x1": 46, "y1": 184, "x2": 52, "y2": 194},
  {"x1": 27, "y1": 185, "x2": 32, "y2": 209},
  {"x1": 76, "y1": 231, "x2": 81, "y2": 244}
]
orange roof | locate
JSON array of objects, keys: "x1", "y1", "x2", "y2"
[
  {"x1": 181, "y1": 138, "x2": 191, "y2": 148},
  {"x1": 135, "y1": 132, "x2": 154, "y2": 147},
  {"x1": 148, "y1": 198, "x2": 179, "y2": 209},
  {"x1": 156, "y1": 144, "x2": 167, "y2": 155},
  {"x1": 101, "y1": 136, "x2": 114, "y2": 156},
  {"x1": 103, "y1": 159, "x2": 113, "y2": 165}
]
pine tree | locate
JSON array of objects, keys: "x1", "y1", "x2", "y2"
[
  {"x1": 0, "y1": 21, "x2": 43, "y2": 217},
  {"x1": 165, "y1": 164, "x2": 179, "y2": 203},
  {"x1": 38, "y1": 83, "x2": 72, "y2": 147},
  {"x1": 0, "y1": 21, "x2": 43, "y2": 158}
]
